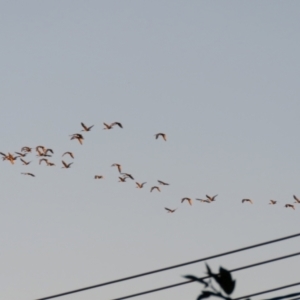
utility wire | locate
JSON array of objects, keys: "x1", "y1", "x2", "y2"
[
  {"x1": 233, "y1": 282, "x2": 300, "y2": 300},
  {"x1": 35, "y1": 232, "x2": 300, "y2": 300},
  {"x1": 111, "y1": 251, "x2": 300, "y2": 300}
]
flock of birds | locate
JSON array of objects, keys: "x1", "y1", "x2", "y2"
[{"x1": 1, "y1": 122, "x2": 299, "y2": 212}]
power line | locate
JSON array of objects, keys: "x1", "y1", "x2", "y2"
[
  {"x1": 233, "y1": 282, "x2": 300, "y2": 300},
  {"x1": 35, "y1": 232, "x2": 300, "y2": 300},
  {"x1": 111, "y1": 251, "x2": 300, "y2": 300}
]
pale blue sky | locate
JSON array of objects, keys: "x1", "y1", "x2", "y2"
[{"x1": 1, "y1": 1, "x2": 300, "y2": 299}]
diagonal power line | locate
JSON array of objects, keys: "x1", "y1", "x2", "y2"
[
  {"x1": 35, "y1": 232, "x2": 300, "y2": 300},
  {"x1": 111, "y1": 251, "x2": 300, "y2": 300}
]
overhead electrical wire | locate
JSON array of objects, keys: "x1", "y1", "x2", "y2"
[
  {"x1": 233, "y1": 282, "x2": 300, "y2": 300},
  {"x1": 35, "y1": 232, "x2": 300, "y2": 300},
  {"x1": 111, "y1": 251, "x2": 300, "y2": 300}
]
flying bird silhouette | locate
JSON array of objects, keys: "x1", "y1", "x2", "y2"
[
  {"x1": 70, "y1": 133, "x2": 84, "y2": 145},
  {"x1": 155, "y1": 133, "x2": 167, "y2": 141},
  {"x1": 121, "y1": 173, "x2": 134, "y2": 180},
  {"x1": 157, "y1": 180, "x2": 169, "y2": 185},
  {"x1": 20, "y1": 158, "x2": 31, "y2": 165},
  {"x1": 21, "y1": 172, "x2": 35, "y2": 177},
  {"x1": 165, "y1": 207, "x2": 177, "y2": 213},
  {"x1": 62, "y1": 152, "x2": 74, "y2": 159},
  {"x1": 81, "y1": 122, "x2": 94, "y2": 132},
  {"x1": 150, "y1": 186, "x2": 160, "y2": 192},
  {"x1": 111, "y1": 163, "x2": 122, "y2": 173},
  {"x1": 62, "y1": 161, "x2": 73, "y2": 169},
  {"x1": 181, "y1": 197, "x2": 192, "y2": 205},
  {"x1": 242, "y1": 199, "x2": 253, "y2": 204},
  {"x1": 206, "y1": 194, "x2": 218, "y2": 202},
  {"x1": 293, "y1": 195, "x2": 300, "y2": 203},
  {"x1": 285, "y1": 204, "x2": 295, "y2": 210},
  {"x1": 136, "y1": 182, "x2": 147, "y2": 188}
]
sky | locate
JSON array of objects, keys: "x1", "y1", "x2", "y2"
[{"x1": 1, "y1": 1, "x2": 300, "y2": 300}]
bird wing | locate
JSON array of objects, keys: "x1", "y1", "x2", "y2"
[
  {"x1": 81, "y1": 122, "x2": 88, "y2": 130},
  {"x1": 293, "y1": 195, "x2": 300, "y2": 202}
]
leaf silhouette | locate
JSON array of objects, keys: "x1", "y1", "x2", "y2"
[
  {"x1": 197, "y1": 291, "x2": 214, "y2": 300},
  {"x1": 214, "y1": 267, "x2": 236, "y2": 295},
  {"x1": 206, "y1": 263, "x2": 213, "y2": 276},
  {"x1": 183, "y1": 275, "x2": 208, "y2": 287}
]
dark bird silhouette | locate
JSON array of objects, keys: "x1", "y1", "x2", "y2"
[
  {"x1": 121, "y1": 173, "x2": 134, "y2": 180},
  {"x1": 103, "y1": 122, "x2": 123, "y2": 129},
  {"x1": 21, "y1": 172, "x2": 35, "y2": 177},
  {"x1": 293, "y1": 195, "x2": 300, "y2": 204},
  {"x1": 62, "y1": 152, "x2": 74, "y2": 159},
  {"x1": 118, "y1": 177, "x2": 127, "y2": 182},
  {"x1": 21, "y1": 147, "x2": 32, "y2": 153},
  {"x1": 44, "y1": 148, "x2": 54, "y2": 155},
  {"x1": 111, "y1": 163, "x2": 122, "y2": 173},
  {"x1": 94, "y1": 175, "x2": 104, "y2": 179},
  {"x1": 242, "y1": 199, "x2": 253, "y2": 204},
  {"x1": 136, "y1": 182, "x2": 147, "y2": 188},
  {"x1": 20, "y1": 158, "x2": 31, "y2": 165},
  {"x1": 62, "y1": 161, "x2": 73, "y2": 169},
  {"x1": 155, "y1": 133, "x2": 167, "y2": 141},
  {"x1": 81, "y1": 122, "x2": 94, "y2": 132},
  {"x1": 111, "y1": 122, "x2": 123, "y2": 128},
  {"x1": 39, "y1": 158, "x2": 55, "y2": 166},
  {"x1": 150, "y1": 186, "x2": 160, "y2": 192},
  {"x1": 196, "y1": 199, "x2": 211, "y2": 203},
  {"x1": 181, "y1": 197, "x2": 192, "y2": 205},
  {"x1": 206, "y1": 194, "x2": 218, "y2": 202},
  {"x1": 269, "y1": 200, "x2": 277, "y2": 205},
  {"x1": 70, "y1": 133, "x2": 84, "y2": 145},
  {"x1": 103, "y1": 123, "x2": 113, "y2": 130},
  {"x1": 15, "y1": 152, "x2": 27, "y2": 157},
  {"x1": 165, "y1": 207, "x2": 177, "y2": 213},
  {"x1": 157, "y1": 180, "x2": 169, "y2": 185},
  {"x1": 285, "y1": 204, "x2": 295, "y2": 210}
]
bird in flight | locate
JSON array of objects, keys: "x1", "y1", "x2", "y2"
[
  {"x1": 136, "y1": 182, "x2": 147, "y2": 188},
  {"x1": 242, "y1": 199, "x2": 253, "y2": 204},
  {"x1": 70, "y1": 133, "x2": 84, "y2": 145},
  {"x1": 111, "y1": 163, "x2": 122, "y2": 173},
  {"x1": 155, "y1": 133, "x2": 167, "y2": 141},
  {"x1": 15, "y1": 152, "x2": 27, "y2": 158},
  {"x1": 62, "y1": 152, "x2": 74, "y2": 159},
  {"x1": 293, "y1": 195, "x2": 300, "y2": 203},
  {"x1": 157, "y1": 180, "x2": 169, "y2": 185},
  {"x1": 111, "y1": 122, "x2": 123, "y2": 128},
  {"x1": 94, "y1": 175, "x2": 104, "y2": 179},
  {"x1": 121, "y1": 173, "x2": 134, "y2": 180},
  {"x1": 285, "y1": 204, "x2": 295, "y2": 210},
  {"x1": 62, "y1": 161, "x2": 73, "y2": 168},
  {"x1": 103, "y1": 122, "x2": 123, "y2": 130},
  {"x1": 21, "y1": 172, "x2": 35, "y2": 177},
  {"x1": 196, "y1": 199, "x2": 211, "y2": 203},
  {"x1": 165, "y1": 207, "x2": 177, "y2": 213},
  {"x1": 181, "y1": 197, "x2": 192, "y2": 205},
  {"x1": 118, "y1": 177, "x2": 127, "y2": 182},
  {"x1": 20, "y1": 158, "x2": 31, "y2": 165},
  {"x1": 269, "y1": 200, "x2": 277, "y2": 205},
  {"x1": 0, "y1": 152, "x2": 18, "y2": 164},
  {"x1": 21, "y1": 146, "x2": 32, "y2": 153},
  {"x1": 81, "y1": 122, "x2": 94, "y2": 132},
  {"x1": 150, "y1": 186, "x2": 160, "y2": 192},
  {"x1": 39, "y1": 158, "x2": 55, "y2": 166},
  {"x1": 206, "y1": 194, "x2": 218, "y2": 202}
]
